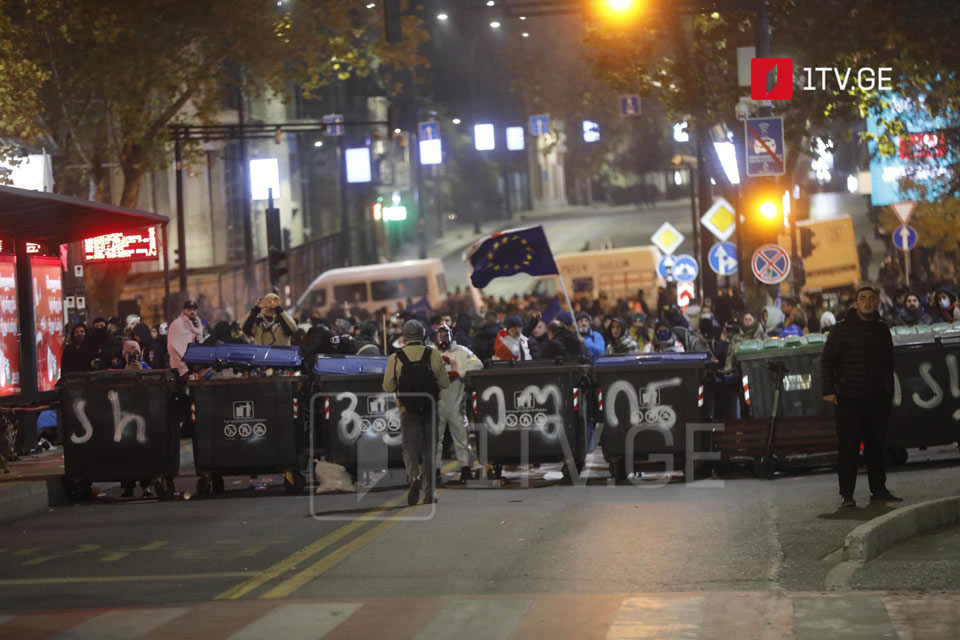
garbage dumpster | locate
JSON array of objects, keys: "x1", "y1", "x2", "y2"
[
  {"x1": 888, "y1": 328, "x2": 960, "y2": 451},
  {"x1": 184, "y1": 344, "x2": 307, "y2": 496},
  {"x1": 57, "y1": 369, "x2": 183, "y2": 500},
  {"x1": 735, "y1": 335, "x2": 830, "y2": 418},
  {"x1": 464, "y1": 359, "x2": 592, "y2": 480},
  {"x1": 593, "y1": 353, "x2": 712, "y2": 482},
  {"x1": 312, "y1": 356, "x2": 401, "y2": 480}
]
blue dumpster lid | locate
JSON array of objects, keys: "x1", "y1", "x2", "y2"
[
  {"x1": 594, "y1": 352, "x2": 711, "y2": 367},
  {"x1": 313, "y1": 355, "x2": 389, "y2": 375},
  {"x1": 182, "y1": 343, "x2": 302, "y2": 367}
]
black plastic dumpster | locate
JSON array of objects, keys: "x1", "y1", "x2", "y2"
[
  {"x1": 735, "y1": 335, "x2": 830, "y2": 418},
  {"x1": 312, "y1": 356, "x2": 402, "y2": 480},
  {"x1": 593, "y1": 353, "x2": 713, "y2": 482},
  {"x1": 464, "y1": 359, "x2": 592, "y2": 480},
  {"x1": 888, "y1": 324, "x2": 960, "y2": 450},
  {"x1": 184, "y1": 344, "x2": 307, "y2": 496},
  {"x1": 57, "y1": 369, "x2": 183, "y2": 500}
]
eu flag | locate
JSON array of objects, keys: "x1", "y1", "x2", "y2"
[{"x1": 464, "y1": 225, "x2": 559, "y2": 289}]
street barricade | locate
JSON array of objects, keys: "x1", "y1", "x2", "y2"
[
  {"x1": 465, "y1": 359, "x2": 592, "y2": 480},
  {"x1": 888, "y1": 324, "x2": 960, "y2": 451},
  {"x1": 736, "y1": 335, "x2": 829, "y2": 418},
  {"x1": 312, "y1": 356, "x2": 401, "y2": 480},
  {"x1": 592, "y1": 353, "x2": 712, "y2": 482},
  {"x1": 57, "y1": 369, "x2": 183, "y2": 500},
  {"x1": 184, "y1": 344, "x2": 307, "y2": 496}
]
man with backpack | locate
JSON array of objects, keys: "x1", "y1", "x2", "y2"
[{"x1": 382, "y1": 320, "x2": 450, "y2": 506}]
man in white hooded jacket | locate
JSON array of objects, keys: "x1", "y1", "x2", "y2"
[
  {"x1": 434, "y1": 324, "x2": 483, "y2": 483},
  {"x1": 167, "y1": 300, "x2": 204, "y2": 375}
]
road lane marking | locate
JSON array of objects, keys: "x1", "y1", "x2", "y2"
[
  {"x1": 227, "y1": 602, "x2": 362, "y2": 639},
  {"x1": 0, "y1": 572, "x2": 250, "y2": 586},
  {"x1": 260, "y1": 509, "x2": 411, "y2": 599},
  {"x1": 606, "y1": 596, "x2": 705, "y2": 639},
  {"x1": 413, "y1": 598, "x2": 532, "y2": 640},
  {"x1": 216, "y1": 461, "x2": 458, "y2": 601},
  {"x1": 51, "y1": 606, "x2": 188, "y2": 640},
  {"x1": 99, "y1": 541, "x2": 170, "y2": 562}
]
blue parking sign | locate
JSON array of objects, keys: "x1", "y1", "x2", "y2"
[
  {"x1": 418, "y1": 120, "x2": 439, "y2": 141},
  {"x1": 708, "y1": 242, "x2": 738, "y2": 276},
  {"x1": 529, "y1": 114, "x2": 550, "y2": 136},
  {"x1": 744, "y1": 116, "x2": 785, "y2": 177},
  {"x1": 620, "y1": 95, "x2": 640, "y2": 116}
]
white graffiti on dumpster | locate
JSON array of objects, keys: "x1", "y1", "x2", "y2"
[
  {"x1": 70, "y1": 390, "x2": 147, "y2": 445},
  {"x1": 335, "y1": 392, "x2": 401, "y2": 446},
  {"x1": 892, "y1": 354, "x2": 960, "y2": 421},
  {"x1": 604, "y1": 377, "x2": 682, "y2": 430},
  {"x1": 479, "y1": 384, "x2": 563, "y2": 440}
]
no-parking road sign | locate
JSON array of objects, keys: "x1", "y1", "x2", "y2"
[{"x1": 751, "y1": 244, "x2": 791, "y2": 284}]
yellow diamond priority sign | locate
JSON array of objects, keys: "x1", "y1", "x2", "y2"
[
  {"x1": 701, "y1": 197, "x2": 737, "y2": 242},
  {"x1": 651, "y1": 221, "x2": 685, "y2": 256}
]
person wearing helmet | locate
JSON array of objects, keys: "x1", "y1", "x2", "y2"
[
  {"x1": 240, "y1": 293, "x2": 298, "y2": 346},
  {"x1": 434, "y1": 324, "x2": 482, "y2": 484}
]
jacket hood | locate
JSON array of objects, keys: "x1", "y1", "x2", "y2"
[{"x1": 762, "y1": 305, "x2": 784, "y2": 328}]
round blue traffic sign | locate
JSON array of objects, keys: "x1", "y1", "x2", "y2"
[
  {"x1": 892, "y1": 225, "x2": 917, "y2": 252},
  {"x1": 672, "y1": 254, "x2": 699, "y2": 283},
  {"x1": 707, "y1": 242, "x2": 738, "y2": 276},
  {"x1": 657, "y1": 255, "x2": 674, "y2": 279}
]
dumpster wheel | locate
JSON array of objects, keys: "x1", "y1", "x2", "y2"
[
  {"x1": 753, "y1": 455, "x2": 777, "y2": 480},
  {"x1": 154, "y1": 476, "x2": 176, "y2": 501},
  {"x1": 196, "y1": 476, "x2": 213, "y2": 497},
  {"x1": 212, "y1": 475, "x2": 225, "y2": 495},
  {"x1": 64, "y1": 478, "x2": 92, "y2": 502},
  {"x1": 283, "y1": 470, "x2": 307, "y2": 494}
]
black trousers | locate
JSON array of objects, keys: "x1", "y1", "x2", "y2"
[{"x1": 835, "y1": 396, "x2": 890, "y2": 497}]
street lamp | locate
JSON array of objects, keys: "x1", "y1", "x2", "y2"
[
  {"x1": 490, "y1": 21, "x2": 501, "y2": 28},
  {"x1": 437, "y1": 13, "x2": 448, "y2": 20}
]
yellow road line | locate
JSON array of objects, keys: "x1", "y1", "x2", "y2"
[
  {"x1": 215, "y1": 461, "x2": 458, "y2": 601},
  {"x1": 0, "y1": 572, "x2": 250, "y2": 586},
  {"x1": 260, "y1": 506, "x2": 413, "y2": 599}
]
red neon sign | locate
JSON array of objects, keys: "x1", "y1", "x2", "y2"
[
  {"x1": 82, "y1": 226, "x2": 159, "y2": 264},
  {"x1": 899, "y1": 132, "x2": 947, "y2": 160}
]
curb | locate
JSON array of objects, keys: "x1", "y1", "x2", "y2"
[
  {"x1": 843, "y1": 495, "x2": 960, "y2": 562},
  {"x1": 0, "y1": 441, "x2": 195, "y2": 523}
]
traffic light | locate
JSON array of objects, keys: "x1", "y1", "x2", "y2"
[
  {"x1": 743, "y1": 186, "x2": 784, "y2": 241},
  {"x1": 265, "y1": 203, "x2": 286, "y2": 288}
]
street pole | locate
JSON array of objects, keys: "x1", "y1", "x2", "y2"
[
  {"x1": 174, "y1": 128, "x2": 188, "y2": 294},
  {"x1": 238, "y1": 96, "x2": 256, "y2": 297},
  {"x1": 337, "y1": 135, "x2": 352, "y2": 265}
]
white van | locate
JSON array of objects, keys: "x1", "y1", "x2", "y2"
[
  {"x1": 527, "y1": 246, "x2": 664, "y2": 310},
  {"x1": 292, "y1": 259, "x2": 447, "y2": 318}
]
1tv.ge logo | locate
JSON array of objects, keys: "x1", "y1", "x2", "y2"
[{"x1": 751, "y1": 58, "x2": 893, "y2": 101}]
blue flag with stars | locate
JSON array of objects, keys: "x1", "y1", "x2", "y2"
[{"x1": 464, "y1": 225, "x2": 559, "y2": 289}]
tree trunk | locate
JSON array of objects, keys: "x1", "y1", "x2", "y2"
[{"x1": 84, "y1": 156, "x2": 144, "y2": 319}]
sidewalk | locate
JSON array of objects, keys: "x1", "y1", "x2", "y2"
[{"x1": 0, "y1": 441, "x2": 195, "y2": 523}]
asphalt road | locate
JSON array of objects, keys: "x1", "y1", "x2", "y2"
[{"x1": 1, "y1": 447, "x2": 958, "y2": 616}]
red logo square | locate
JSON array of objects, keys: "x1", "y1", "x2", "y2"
[{"x1": 751, "y1": 58, "x2": 793, "y2": 100}]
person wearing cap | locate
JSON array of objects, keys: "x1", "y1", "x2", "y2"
[
  {"x1": 575, "y1": 311, "x2": 606, "y2": 361},
  {"x1": 434, "y1": 324, "x2": 482, "y2": 483},
  {"x1": 168, "y1": 299, "x2": 204, "y2": 375},
  {"x1": 240, "y1": 293, "x2": 298, "y2": 347},
  {"x1": 821, "y1": 285, "x2": 900, "y2": 508},
  {"x1": 493, "y1": 315, "x2": 532, "y2": 361},
  {"x1": 382, "y1": 320, "x2": 450, "y2": 505}
]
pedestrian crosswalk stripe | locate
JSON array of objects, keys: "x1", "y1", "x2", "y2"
[
  {"x1": 793, "y1": 596, "x2": 898, "y2": 640},
  {"x1": 51, "y1": 607, "x2": 189, "y2": 640},
  {"x1": 227, "y1": 603, "x2": 361, "y2": 640},
  {"x1": 413, "y1": 598, "x2": 532, "y2": 640},
  {"x1": 607, "y1": 596, "x2": 704, "y2": 640}
]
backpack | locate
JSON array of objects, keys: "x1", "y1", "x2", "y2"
[{"x1": 395, "y1": 347, "x2": 440, "y2": 415}]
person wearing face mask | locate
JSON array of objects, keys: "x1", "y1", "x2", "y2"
[
  {"x1": 575, "y1": 311, "x2": 606, "y2": 361},
  {"x1": 434, "y1": 324, "x2": 482, "y2": 484},
  {"x1": 240, "y1": 293, "x2": 298, "y2": 347},
  {"x1": 643, "y1": 320, "x2": 685, "y2": 353},
  {"x1": 62, "y1": 323, "x2": 95, "y2": 373},
  {"x1": 895, "y1": 293, "x2": 933, "y2": 326},
  {"x1": 168, "y1": 300, "x2": 204, "y2": 375},
  {"x1": 932, "y1": 289, "x2": 959, "y2": 323}
]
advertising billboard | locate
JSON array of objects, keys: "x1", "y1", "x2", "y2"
[
  {"x1": 31, "y1": 256, "x2": 63, "y2": 392},
  {"x1": 0, "y1": 256, "x2": 19, "y2": 397},
  {"x1": 82, "y1": 226, "x2": 159, "y2": 264}
]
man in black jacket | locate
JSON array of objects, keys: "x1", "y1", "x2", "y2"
[{"x1": 821, "y1": 285, "x2": 900, "y2": 507}]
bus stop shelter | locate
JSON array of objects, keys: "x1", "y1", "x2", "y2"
[{"x1": 0, "y1": 184, "x2": 168, "y2": 451}]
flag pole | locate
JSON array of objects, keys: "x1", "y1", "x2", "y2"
[{"x1": 556, "y1": 274, "x2": 575, "y2": 316}]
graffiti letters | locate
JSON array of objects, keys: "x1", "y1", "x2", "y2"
[
  {"x1": 69, "y1": 391, "x2": 147, "y2": 445},
  {"x1": 479, "y1": 384, "x2": 563, "y2": 440}
]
